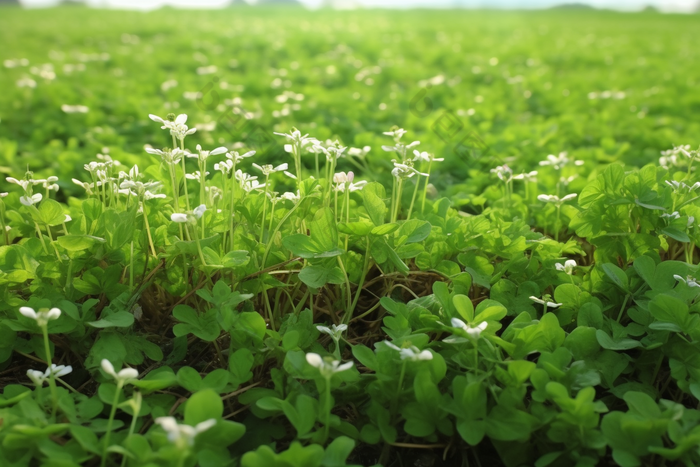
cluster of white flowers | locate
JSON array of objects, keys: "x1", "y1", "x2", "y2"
[{"x1": 6, "y1": 175, "x2": 60, "y2": 206}]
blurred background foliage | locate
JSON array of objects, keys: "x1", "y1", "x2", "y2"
[{"x1": 1, "y1": 5, "x2": 699, "y2": 198}]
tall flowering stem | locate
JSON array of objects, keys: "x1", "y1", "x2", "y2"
[
  {"x1": 19, "y1": 307, "x2": 61, "y2": 415},
  {"x1": 99, "y1": 359, "x2": 139, "y2": 467}
]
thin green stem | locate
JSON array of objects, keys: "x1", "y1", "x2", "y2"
[
  {"x1": 0, "y1": 201, "x2": 9, "y2": 245},
  {"x1": 142, "y1": 203, "x2": 157, "y2": 257},
  {"x1": 34, "y1": 221, "x2": 49, "y2": 254},
  {"x1": 392, "y1": 178, "x2": 404, "y2": 223},
  {"x1": 189, "y1": 224, "x2": 208, "y2": 267},
  {"x1": 259, "y1": 175, "x2": 270, "y2": 243},
  {"x1": 322, "y1": 377, "x2": 332, "y2": 443},
  {"x1": 420, "y1": 160, "x2": 432, "y2": 214},
  {"x1": 101, "y1": 381, "x2": 124, "y2": 467},
  {"x1": 180, "y1": 140, "x2": 191, "y2": 211},
  {"x1": 616, "y1": 294, "x2": 630, "y2": 322},
  {"x1": 41, "y1": 326, "x2": 58, "y2": 416},
  {"x1": 406, "y1": 175, "x2": 421, "y2": 221},
  {"x1": 337, "y1": 256, "x2": 352, "y2": 316}
]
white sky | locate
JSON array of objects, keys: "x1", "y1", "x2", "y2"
[{"x1": 18, "y1": 0, "x2": 699, "y2": 12}]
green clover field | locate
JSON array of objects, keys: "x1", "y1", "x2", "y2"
[{"x1": 1, "y1": 4, "x2": 700, "y2": 466}]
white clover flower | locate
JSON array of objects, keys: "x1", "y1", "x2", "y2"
[
  {"x1": 274, "y1": 129, "x2": 317, "y2": 149},
  {"x1": 412, "y1": 150, "x2": 444, "y2": 163},
  {"x1": 674, "y1": 275, "x2": 700, "y2": 288},
  {"x1": 661, "y1": 211, "x2": 680, "y2": 220},
  {"x1": 347, "y1": 146, "x2": 371, "y2": 158},
  {"x1": 555, "y1": 259, "x2": 577, "y2": 275},
  {"x1": 382, "y1": 341, "x2": 433, "y2": 361},
  {"x1": 280, "y1": 191, "x2": 300, "y2": 202},
  {"x1": 155, "y1": 416, "x2": 216, "y2": 447},
  {"x1": 392, "y1": 161, "x2": 427, "y2": 180},
  {"x1": 383, "y1": 141, "x2": 420, "y2": 153},
  {"x1": 16, "y1": 77, "x2": 37, "y2": 88},
  {"x1": 40, "y1": 177, "x2": 60, "y2": 193},
  {"x1": 149, "y1": 113, "x2": 196, "y2": 141},
  {"x1": 537, "y1": 193, "x2": 577, "y2": 206},
  {"x1": 226, "y1": 150, "x2": 256, "y2": 164},
  {"x1": 316, "y1": 142, "x2": 347, "y2": 162},
  {"x1": 171, "y1": 213, "x2": 189, "y2": 223},
  {"x1": 383, "y1": 128, "x2": 408, "y2": 140},
  {"x1": 46, "y1": 364, "x2": 73, "y2": 379},
  {"x1": 336, "y1": 180, "x2": 367, "y2": 193},
  {"x1": 512, "y1": 170, "x2": 538, "y2": 181},
  {"x1": 19, "y1": 307, "x2": 61, "y2": 327},
  {"x1": 193, "y1": 204, "x2": 207, "y2": 219},
  {"x1": 143, "y1": 191, "x2": 167, "y2": 201},
  {"x1": 316, "y1": 324, "x2": 347, "y2": 342},
  {"x1": 242, "y1": 180, "x2": 266, "y2": 193},
  {"x1": 305, "y1": 353, "x2": 353, "y2": 378},
  {"x1": 332, "y1": 171, "x2": 353, "y2": 184},
  {"x1": 560, "y1": 175, "x2": 578, "y2": 186},
  {"x1": 252, "y1": 163, "x2": 288, "y2": 176},
  {"x1": 214, "y1": 159, "x2": 234, "y2": 174},
  {"x1": 101, "y1": 359, "x2": 139, "y2": 386},
  {"x1": 539, "y1": 152, "x2": 583, "y2": 169},
  {"x1": 145, "y1": 147, "x2": 184, "y2": 165},
  {"x1": 61, "y1": 105, "x2": 89, "y2": 114},
  {"x1": 187, "y1": 144, "x2": 228, "y2": 163},
  {"x1": 450, "y1": 318, "x2": 488, "y2": 339},
  {"x1": 20, "y1": 193, "x2": 43, "y2": 206},
  {"x1": 399, "y1": 346, "x2": 433, "y2": 361},
  {"x1": 6, "y1": 177, "x2": 31, "y2": 190},
  {"x1": 529, "y1": 296, "x2": 563, "y2": 308},
  {"x1": 235, "y1": 170, "x2": 258, "y2": 184},
  {"x1": 185, "y1": 171, "x2": 210, "y2": 181},
  {"x1": 27, "y1": 369, "x2": 47, "y2": 387},
  {"x1": 490, "y1": 164, "x2": 513, "y2": 183}
]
